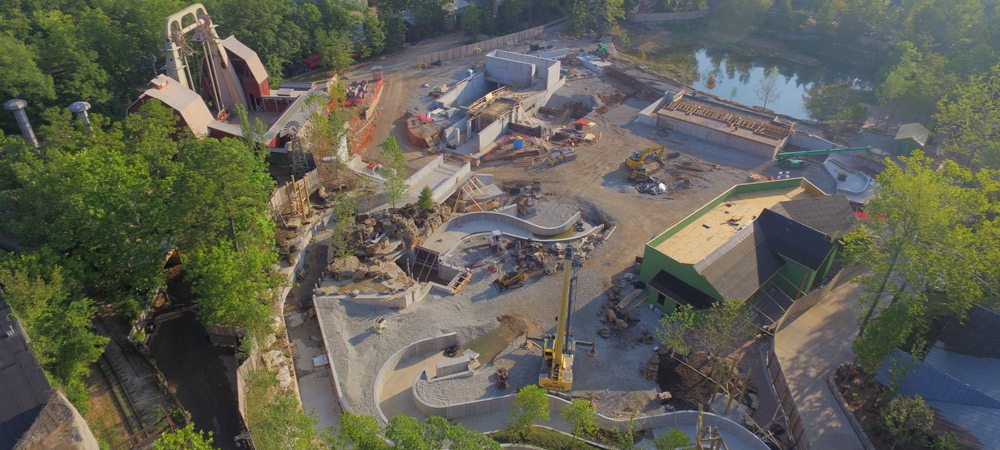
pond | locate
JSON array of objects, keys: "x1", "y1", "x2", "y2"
[{"x1": 646, "y1": 47, "x2": 873, "y2": 120}]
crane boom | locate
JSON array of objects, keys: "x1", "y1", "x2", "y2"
[
  {"x1": 539, "y1": 256, "x2": 579, "y2": 390},
  {"x1": 775, "y1": 146, "x2": 872, "y2": 160}
]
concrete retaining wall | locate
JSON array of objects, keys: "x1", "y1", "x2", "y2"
[
  {"x1": 657, "y1": 115, "x2": 781, "y2": 159},
  {"x1": 628, "y1": 8, "x2": 710, "y2": 23},
  {"x1": 438, "y1": 73, "x2": 490, "y2": 108},
  {"x1": 328, "y1": 282, "x2": 432, "y2": 310},
  {"x1": 788, "y1": 130, "x2": 837, "y2": 151},
  {"x1": 486, "y1": 55, "x2": 537, "y2": 89},
  {"x1": 478, "y1": 118, "x2": 509, "y2": 151},
  {"x1": 373, "y1": 333, "x2": 460, "y2": 424},
  {"x1": 532, "y1": 48, "x2": 570, "y2": 59},
  {"x1": 411, "y1": 376, "x2": 767, "y2": 448}
]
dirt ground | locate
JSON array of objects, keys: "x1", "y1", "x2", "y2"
[{"x1": 317, "y1": 28, "x2": 792, "y2": 426}]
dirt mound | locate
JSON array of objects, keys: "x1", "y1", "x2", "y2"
[
  {"x1": 462, "y1": 314, "x2": 539, "y2": 364},
  {"x1": 656, "y1": 351, "x2": 718, "y2": 409}
]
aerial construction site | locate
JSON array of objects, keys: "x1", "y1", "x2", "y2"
[
  {"x1": 267, "y1": 19, "x2": 886, "y2": 450},
  {"x1": 1, "y1": 3, "x2": 910, "y2": 450}
]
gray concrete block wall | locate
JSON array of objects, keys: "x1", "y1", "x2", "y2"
[
  {"x1": 486, "y1": 56, "x2": 536, "y2": 89},
  {"x1": 789, "y1": 129, "x2": 838, "y2": 151},
  {"x1": 373, "y1": 333, "x2": 460, "y2": 424},
  {"x1": 477, "y1": 117, "x2": 508, "y2": 150},
  {"x1": 658, "y1": 116, "x2": 779, "y2": 159},
  {"x1": 439, "y1": 74, "x2": 490, "y2": 108}
]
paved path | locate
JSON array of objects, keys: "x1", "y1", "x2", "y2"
[
  {"x1": 774, "y1": 281, "x2": 866, "y2": 450},
  {"x1": 377, "y1": 350, "x2": 766, "y2": 450}
]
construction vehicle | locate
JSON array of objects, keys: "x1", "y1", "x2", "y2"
[
  {"x1": 626, "y1": 145, "x2": 666, "y2": 181},
  {"x1": 596, "y1": 43, "x2": 610, "y2": 58},
  {"x1": 533, "y1": 250, "x2": 593, "y2": 391},
  {"x1": 774, "y1": 146, "x2": 872, "y2": 169},
  {"x1": 546, "y1": 148, "x2": 577, "y2": 167},
  {"x1": 494, "y1": 271, "x2": 525, "y2": 291}
]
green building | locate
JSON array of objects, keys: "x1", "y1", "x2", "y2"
[{"x1": 639, "y1": 178, "x2": 855, "y2": 313}]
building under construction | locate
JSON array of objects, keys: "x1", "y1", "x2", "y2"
[
  {"x1": 127, "y1": 3, "x2": 329, "y2": 151},
  {"x1": 651, "y1": 90, "x2": 794, "y2": 159}
]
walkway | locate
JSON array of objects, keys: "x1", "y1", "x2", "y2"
[
  {"x1": 774, "y1": 280, "x2": 866, "y2": 450},
  {"x1": 377, "y1": 350, "x2": 767, "y2": 450}
]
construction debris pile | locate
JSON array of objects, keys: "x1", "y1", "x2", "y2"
[
  {"x1": 359, "y1": 203, "x2": 453, "y2": 250},
  {"x1": 487, "y1": 228, "x2": 606, "y2": 291},
  {"x1": 325, "y1": 255, "x2": 414, "y2": 295},
  {"x1": 598, "y1": 272, "x2": 649, "y2": 335}
]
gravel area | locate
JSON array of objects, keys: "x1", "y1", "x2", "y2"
[
  {"x1": 315, "y1": 238, "x2": 673, "y2": 419},
  {"x1": 415, "y1": 347, "x2": 538, "y2": 405}
]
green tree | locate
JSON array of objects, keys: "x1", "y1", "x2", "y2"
[
  {"x1": 460, "y1": 3, "x2": 484, "y2": 39},
  {"x1": 410, "y1": 0, "x2": 449, "y2": 39},
  {"x1": 560, "y1": 398, "x2": 598, "y2": 445},
  {"x1": 361, "y1": 10, "x2": 387, "y2": 58},
  {"x1": 152, "y1": 423, "x2": 216, "y2": 450},
  {"x1": 882, "y1": 396, "x2": 934, "y2": 449},
  {"x1": 330, "y1": 191, "x2": 359, "y2": 258},
  {"x1": 433, "y1": 416, "x2": 500, "y2": 450},
  {"x1": 185, "y1": 242, "x2": 279, "y2": 337},
  {"x1": 657, "y1": 303, "x2": 696, "y2": 356},
  {"x1": 316, "y1": 29, "x2": 356, "y2": 74},
  {"x1": 0, "y1": 115, "x2": 171, "y2": 318},
  {"x1": 692, "y1": 299, "x2": 757, "y2": 359},
  {"x1": 418, "y1": 186, "x2": 435, "y2": 212},
  {"x1": 653, "y1": 428, "x2": 692, "y2": 450},
  {"x1": 847, "y1": 152, "x2": 998, "y2": 369},
  {"x1": 933, "y1": 64, "x2": 1000, "y2": 170},
  {"x1": 755, "y1": 66, "x2": 782, "y2": 110},
  {"x1": 335, "y1": 412, "x2": 389, "y2": 450},
  {"x1": 0, "y1": 264, "x2": 108, "y2": 410},
  {"x1": 31, "y1": 10, "x2": 112, "y2": 108},
  {"x1": 379, "y1": 137, "x2": 409, "y2": 208},
  {"x1": 245, "y1": 368, "x2": 320, "y2": 450},
  {"x1": 386, "y1": 414, "x2": 435, "y2": 450},
  {"x1": 567, "y1": 1, "x2": 588, "y2": 37},
  {"x1": 616, "y1": 416, "x2": 637, "y2": 450},
  {"x1": 803, "y1": 82, "x2": 868, "y2": 122},
  {"x1": 0, "y1": 33, "x2": 54, "y2": 103},
  {"x1": 510, "y1": 385, "x2": 550, "y2": 437}
]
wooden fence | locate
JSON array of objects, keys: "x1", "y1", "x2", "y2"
[{"x1": 415, "y1": 21, "x2": 562, "y2": 66}]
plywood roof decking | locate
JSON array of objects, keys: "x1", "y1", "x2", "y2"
[
  {"x1": 656, "y1": 186, "x2": 814, "y2": 263},
  {"x1": 657, "y1": 99, "x2": 792, "y2": 147}
]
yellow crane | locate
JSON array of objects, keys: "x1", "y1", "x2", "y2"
[
  {"x1": 536, "y1": 250, "x2": 592, "y2": 391},
  {"x1": 625, "y1": 145, "x2": 666, "y2": 180}
]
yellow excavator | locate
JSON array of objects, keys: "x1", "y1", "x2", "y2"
[
  {"x1": 626, "y1": 145, "x2": 666, "y2": 181},
  {"x1": 534, "y1": 249, "x2": 593, "y2": 391}
]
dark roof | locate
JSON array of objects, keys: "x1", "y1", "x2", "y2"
[
  {"x1": 695, "y1": 223, "x2": 784, "y2": 301},
  {"x1": 0, "y1": 300, "x2": 52, "y2": 449},
  {"x1": 758, "y1": 209, "x2": 835, "y2": 270},
  {"x1": 648, "y1": 270, "x2": 716, "y2": 310},
  {"x1": 937, "y1": 305, "x2": 1000, "y2": 359},
  {"x1": 877, "y1": 347, "x2": 1000, "y2": 450},
  {"x1": 770, "y1": 194, "x2": 856, "y2": 238}
]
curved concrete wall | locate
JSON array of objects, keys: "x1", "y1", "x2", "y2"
[
  {"x1": 411, "y1": 372, "x2": 768, "y2": 449},
  {"x1": 373, "y1": 333, "x2": 460, "y2": 424},
  {"x1": 450, "y1": 210, "x2": 581, "y2": 237}
]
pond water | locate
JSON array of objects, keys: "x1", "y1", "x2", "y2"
[{"x1": 649, "y1": 47, "x2": 872, "y2": 120}]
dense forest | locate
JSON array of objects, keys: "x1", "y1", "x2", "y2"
[{"x1": 0, "y1": 0, "x2": 575, "y2": 135}]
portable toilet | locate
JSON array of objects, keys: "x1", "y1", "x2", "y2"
[{"x1": 513, "y1": 136, "x2": 524, "y2": 150}]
